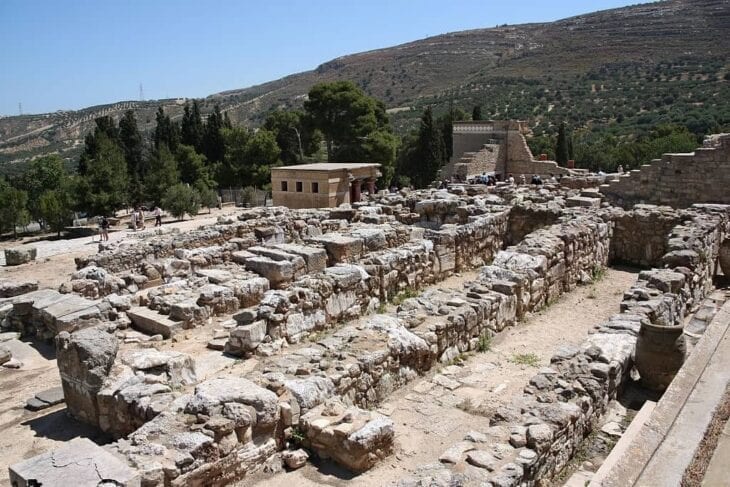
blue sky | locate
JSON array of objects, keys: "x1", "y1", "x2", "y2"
[{"x1": 0, "y1": 0, "x2": 649, "y2": 116}]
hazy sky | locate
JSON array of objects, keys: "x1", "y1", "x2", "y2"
[{"x1": 1, "y1": 0, "x2": 650, "y2": 116}]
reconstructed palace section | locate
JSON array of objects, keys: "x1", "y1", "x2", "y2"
[
  {"x1": 271, "y1": 162, "x2": 381, "y2": 209},
  {"x1": 442, "y1": 120, "x2": 577, "y2": 181},
  {"x1": 600, "y1": 133, "x2": 730, "y2": 208},
  {"x1": 5, "y1": 137, "x2": 730, "y2": 486}
]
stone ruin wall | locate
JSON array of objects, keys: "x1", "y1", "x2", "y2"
[
  {"x1": 600, "y1": 133, "x2": 730, "y2": 209},
  {"x1": 7, "y1": 177, "x2": 730, "y2": 486}
]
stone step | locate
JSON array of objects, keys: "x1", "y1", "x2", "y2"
[{"x1": 127, "y1": 306, "x2": 183, "y2": 338}]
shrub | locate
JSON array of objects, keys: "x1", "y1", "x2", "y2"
[{"x1": 162, "y1": 183, "x2": 200, "y2": 220}]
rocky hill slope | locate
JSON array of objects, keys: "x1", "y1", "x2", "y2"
[{"x1": 1, "y1": 0, "x2": 728, "y2": 173}]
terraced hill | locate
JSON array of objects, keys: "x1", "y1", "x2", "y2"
[{"x1": 1, "y1": 0, "x2": 728, "y2": 174}]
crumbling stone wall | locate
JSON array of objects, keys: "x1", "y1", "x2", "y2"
[
  {"x1": 600, "y1": 134, "x2": 730, "y2": 209},
  {"x1": 609, "y1": 205, "x2": 683, "y2": 267}
]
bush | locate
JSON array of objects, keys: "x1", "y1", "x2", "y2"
[{"x1": 162, "y1": 183, "x2": 200, "y2": 220}]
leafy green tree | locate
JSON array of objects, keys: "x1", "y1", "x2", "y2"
[
  {"x1": 221, "y1": 127, "x2": 280, "y2": 188},
  {"x1": 472, "y1": 105, "x2": 483, "y2": 121},
  {"x1": 264, "y1": 110, "x2": 321, "y2": 165},
  {"x1": 162, "y1": 183, "x2": 200, "y2": 220},
  {"x1": 181, "y1": 100, "x2": 204, "y2": 151},
  {"x1": 304, "y1": 81, "x2": 387, "y2": 161},
  {"x1": 76, "y1": 133, "x2": 129, "y2": 217},
  {"x1": 195, "y1": 181, "x2": 219, "y2": 213},
  {"x1": 0, "y1": 179, "x2": 30, "y2": 238},
  {"x1": 39, "y1": 184, "x2": 74, "y2": 237},
  {"x1": 176, "y1": 144, "x2": 215, "y2": 190},
  {"x1": 555, "y1": 121, "x2": 570, "y2": 165},
  {"x1": 20, "y1": 155, "x2": 67, "y2": 226},
  {"x1": 144, "y1": 145, "x2": 180, "y2": 206},
  {"x1": 241, "y1": 129, "x2": 281, "y2": 188},
  {"x1": 154, "y1": 107, "x2": 179, "y2": 151}
]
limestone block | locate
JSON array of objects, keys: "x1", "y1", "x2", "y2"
[
  {"x1": 308, "y1": 234, "x2": 364, "y2": 264},
  {"x1": 4, "y1": 247, "x2": 37, "y2": 266},
  {"x1": 127, "y1": 306, "x2": 183, "y2": 338},
  {"x1": 244, "y1": 256, "x2": 294, "y2": 288},
  {"x1": 300, "y1": 401, "x2": 394, "y2": 473},
  {"x1": 56, "y1": 326, "x2": 119, "y2": 427},
  {"x1": 0, "y1": 278, "x2": 38, "y2": 298},
  {"x1": 9, "y1": 438, "x2": 140, "y2": 487},
  {"x1": 185, "y1": 377, "x2": 280, "y2": 431},
  {"x1": 273, "y1": 244, "x2": 328, "y2": 273},
  {"x1": 228, "y1": 320, "x2": 267, "y2": 352}
]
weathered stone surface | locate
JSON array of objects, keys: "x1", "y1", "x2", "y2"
[
  {"x1": 56, "y1": 326, "x2": 118, "y2": 427},
  {"x1": 185, "y1": 377, "x2": 280, "y2": 429},
  {"x1": 282, "y1": 448, "x2": 309, "y2": 470},
  {"x1": 127, "y1": 306, "x2": 183, "y2": 338},
  {"x1": 0, "y1": 278, "x2": 38, "y2": 298},
  {"x1": 4, "y1": 247, "x2": 37, "y2": 266},
  {"x1": 9, "y1": 438, "x2": 140, "y2": 487},
  {"x1": 301, "y1": 400, "x2": 395, "y2": 473}
]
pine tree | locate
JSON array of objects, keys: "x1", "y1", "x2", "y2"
[
  {"x1": 556, "y1": 121, "x2": 569, "y2": 165},
  {"x1": 144, "y1": 145, "x2": 180, "y2": 206},
  {"x1": 78, "y1": 116, "x2": 121, "y2": 175},
  {"x1": 76, "y1": 133, "x2": 129, "y2": 216}
]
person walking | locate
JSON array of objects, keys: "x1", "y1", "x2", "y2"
[
  {"x1": 100, "y1": 215, "x2": 109, "y2": 241},
  {"x1": 154, "y1": 206, "x2": 162, "y2": 227},
  {"x1": 130, "y1": 209, "x2": 138, "y2": 232}
]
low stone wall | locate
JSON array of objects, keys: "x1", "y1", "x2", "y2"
[
  {"x1": 398, "y1": 205, "x2": 730, "y2": 486},
  {"x1": 56, "y1": 326, "x2": 198, "y2": 437},
  {"x1": 609, "y1": 205, "x2": 683, "y2": 267},
  {"x1": 1, "y1": 289, "x2": 112, "y2": 340}
]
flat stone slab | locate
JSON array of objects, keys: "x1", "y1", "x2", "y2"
[
  {"x1": 9, "y1": 437, "x2": 140, "y2": 487},
  {"x1": 0, "y1": 278, "x2": 38, "y2": 298},
  {"x1": 127, "y1": 306, "x2": 183, "y2": 339},
  {"x1": 566, "y1": 196, "x2": 601, "y2": 208},
  {"x1": 35, "y1": 386, "x2": 65, "y2": 406}
]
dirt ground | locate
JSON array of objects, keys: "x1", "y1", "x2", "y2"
[
  {"x1": 0, "y1": 219, "x2": 637, "y2": 487},
  {"x1": 0, "y1": 207, "x2": 240, "y2": 290},
  {"x1": 248, "y1": 267, "x2": 638, "y2": 487},
  {"x1": 0, "y1": 207, "x2": 239, "y2": 486}
]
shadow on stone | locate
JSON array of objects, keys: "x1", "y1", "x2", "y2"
[
  {"x1": 307, "y1": 455, "x2": 359, "y2": 481},
  {"x1": 21, "y1": 407, "x2": 112, "y2": 443}
]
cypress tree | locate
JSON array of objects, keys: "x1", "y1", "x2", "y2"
[
  {"x1": 181, "y1": 100, "x2": 204, "y2": 151},
  {"x1": 472, "y1": 105, "x2": 483, "y2": 121},
  {"x1": 413, "y1": 106, "x2": 445, "y2": 188},
  {"x1": 555, "y1": 121, "x2": 569, "y2": 165}
]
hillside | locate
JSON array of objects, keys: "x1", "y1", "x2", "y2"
[{"x1": 1, "y1": 0, "x2": 729, "y2": 174}]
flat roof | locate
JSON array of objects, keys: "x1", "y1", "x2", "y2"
[{"x1": 273, "y1": 162, "x2": 380, "y2": 171}]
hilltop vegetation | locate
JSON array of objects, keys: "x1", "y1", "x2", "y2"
[{"x1": 0, "y1": 0, "x2": 728, "y2": 175}]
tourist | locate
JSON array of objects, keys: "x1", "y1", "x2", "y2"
[
  {"x1": 507, "y1": 173, "x2": 515, "y2": 185},
  {"x1": 549, "y1": 173, "x2": 557, "y2": 183},
  {"x1": 130, "y1": 209, "x2": 138, "y2": 232},
  {"x1": 138, "y1": 207, "x2": 145, "y2": 230},
  {"x1": 100, "y1": 215, "x2": 109, "y2": 241},
  {"x1": 597, "y1": 168, "x2": 606, "y2": 176},
  {"x1": 519, "y1": 174, "x2": 526, "y2": 185},
  {"x1": 617, "y1": 164, "x2": 624, "y2": 174},
  {"x1": 154, "y1": 206, "x2": 162, "y2": 227}
]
